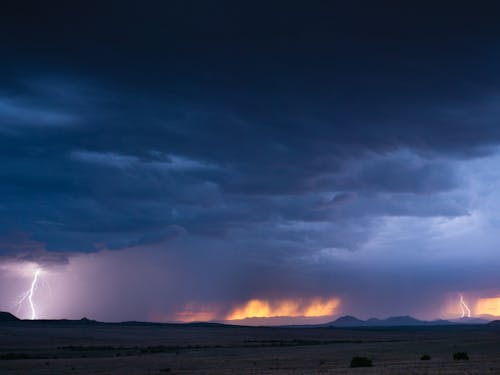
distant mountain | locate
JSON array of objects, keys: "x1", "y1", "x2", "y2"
[
  {"x1": 0, "y1": 312, "x2": 20, "y2": 321},
  {"x1": 450, "y1": 317, "x2": 491, "y2": 325},
  {"x1": 79, "y1": 317, "x2": 98, "y2": 324},
  {"x1": 431, "y1": 319, "x2": 456, "y2": 325},
  {"x1": 486, "y1": 320, "x2": 500, "y2": 327},
  {"x1": 0, "y1": 310, "x2": 491, "y2": 328},
  {"x1": 368, "y1": 316, "x2": 424, "y2": 326},
  {"x1": 117, "y1": 320, "x2": 228, "y2": 327},
  {"x1": 330, "y1": 315, "x2": 366, "y2": 327},
  {"x1": 328, "y1": 315, "x2": 455, "y2": 327}
]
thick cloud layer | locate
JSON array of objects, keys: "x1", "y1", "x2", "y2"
[{"x1": 1, "y1": 1, "x2": 500, "y2": 321}]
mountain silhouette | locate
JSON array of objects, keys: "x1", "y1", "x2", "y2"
[
  {"x1": 0, "y1": 312, "x2": 20, "y2": 321},
  {"x1": 450, "y1": 317, "x2": 491, "y2": 324},
  {"x1": 367, "y1": 316, "x2": 423, "y2": 326},
  {"x1": 330, "y1": 315, "x2": 365, "y2": 327},
  {"x1": 486, "y1": 320, "x2": 500, "y2": 328},
  {"x1": 329, "y1": 315, "x2": 455, "y2": 327}
]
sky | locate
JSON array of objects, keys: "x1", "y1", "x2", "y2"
[{"x1": 2, "y1": 1, "x2": 500, "y2": 323}]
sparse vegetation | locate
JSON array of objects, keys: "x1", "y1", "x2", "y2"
[
  {"x1": 0, "y1": 353, "x2": 32, "y2": 360},
  {"x1": 453, "y1": 351, "x2": 469, "y2": 360},
  {"x1": 1, "y1": 323, "x2": 498, "y2": 373},
  {"x1": 350, "y1": 356, "x2": 373, "y2": 367},
  {"x1": 243, "y1": 339, "x2": 363, "y2": 347}
]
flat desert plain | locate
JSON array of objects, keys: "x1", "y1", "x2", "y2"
[{"x1": 1, "y1": 321, "x2": 500, "y2": 374}]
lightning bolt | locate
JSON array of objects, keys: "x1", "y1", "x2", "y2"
[
  {"x1": 17, "y1": 268, "x2": 42, "y2": 320},
  {"x1": 459, "y1": 294, "x2": 471, "y2": 318}
]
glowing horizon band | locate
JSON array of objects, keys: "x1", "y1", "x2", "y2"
[{"x1": 226, "y1": 298, "x2": 340, "y2": 320}]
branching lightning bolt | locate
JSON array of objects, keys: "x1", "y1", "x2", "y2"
[
  {"x1": 459, "y1": 294, "x2": 471, "y2": 318},
  {"x1": 16, "y1": 268, "x2": 42, "y2": 320}
]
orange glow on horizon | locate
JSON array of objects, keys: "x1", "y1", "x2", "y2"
[
  {"x1": 226, "y1": 297, "x2": 340, "y2": 320},
  {"x1": 475, "y1": 297, "x2": 500, "y2": 316}
]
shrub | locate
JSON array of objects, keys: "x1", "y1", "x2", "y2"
[
  {"x1": 420, "y1": 354, "x2": 431, "y2": 360},
  {"x1": 350, "y1": 356, "x2": 373, "y2": 367},
  {"x1": 453, "y1": 352, "x2": 469, "y2": 360}
]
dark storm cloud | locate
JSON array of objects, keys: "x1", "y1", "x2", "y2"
[
  {"x1": 3, "y1": 2, "x2": 498, "y2": 240},
  {"x1": 0, "y1": 1, "x2": 495, "y2": 249}
]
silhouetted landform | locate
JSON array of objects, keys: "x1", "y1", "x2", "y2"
[
  {"x1": 450, "y1": 317, "x2": 491, "y2": 324},
  {"x1": 0, "y1": 312, "x2": 20, "y2": 321},
  {"x1": 486, "y1": 320, "x2": 500, "y2": 328},
  {"x1": 328, "y1": 315, "x2": 490, "y2": 327},
  {"x1": 116, "y1": 321, "x2": 227, "y2": 328},
  {"x1": 0, "y1": 310, "x2": 493, "y2": 329},
  {"x1": 0, "y1": 311, "x2": 231, "y2": 327},
  {"x1": 329, "y1": 315, "x2": 365, "y2": 327},
  {"x1": 1, "y1": 317, "x2": 101, "y2": 325}
]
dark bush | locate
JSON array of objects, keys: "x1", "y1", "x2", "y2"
[
  {"x1": 453, "y1": 351, "x2": 469, "y2": 360},
  {"x1": 350, "y1": 356, "x2": 373, "y2": 367},
  {"x1": 420, "y1": 354, "x2": 431, "y2": 360}
]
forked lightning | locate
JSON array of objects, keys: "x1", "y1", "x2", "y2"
[
  {"x1": 17, "y1": 268, "x2": 42, "y2": 320},
  {"x1": 459, "y1": 294, "x2": 471, "y2": 318}
]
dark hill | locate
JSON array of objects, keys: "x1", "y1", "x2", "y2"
[
  {"x1": 330, "y1": 315, "x2": 366, "y2": 327},
  {"x1": 0, "y1": 312, "x2": 20, "y2": 321},
  {"x1": 371, "y1": 316, "x2": 423, "y2": 326},
  {"x1": 328, "y1": 315, "x2": 454, "y2": 327}
]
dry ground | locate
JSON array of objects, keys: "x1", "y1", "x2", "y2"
[{"x1": 1, "y1": 321, "x2": 500, "y2": 374}]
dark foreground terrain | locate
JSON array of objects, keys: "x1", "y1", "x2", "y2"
[{"x1": 1, "y1": 320, "x2": 500, "y2": 374}]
